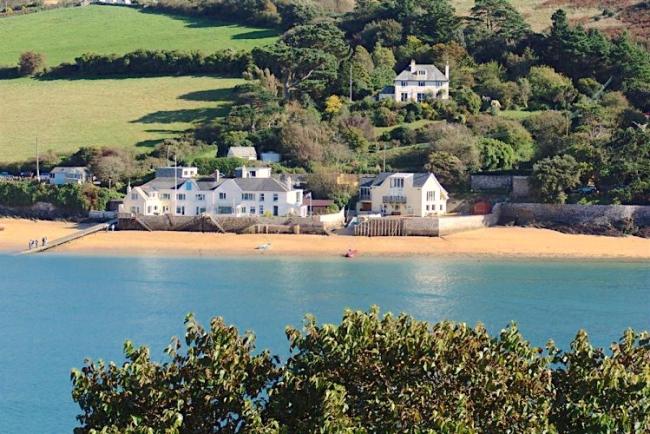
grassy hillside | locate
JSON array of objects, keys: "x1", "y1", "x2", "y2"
[
  {"x1": 453, "y1": 0, "x2": 646, "y2": 39},
  {"x1": 0, "y1": 5, "x2": 279, "y2": 66},
  {"x1": 0, "y1": 76, "x2": 243, "y2": 162}
]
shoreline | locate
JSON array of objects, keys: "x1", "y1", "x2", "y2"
[{"x1": 1, "y1": 218, "x2": 649, "y2": 260}]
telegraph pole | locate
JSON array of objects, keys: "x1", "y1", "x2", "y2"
[
  {"x1": 35, "y1": 137, "x2": 40, "y2": 180},
  {"x1": 349, "y1": 64, "x2": 353, "y2": 102}
]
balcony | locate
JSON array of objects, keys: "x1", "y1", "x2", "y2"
[{"x1": 383, "y1": 195, "x2": 407, "y2": 204}]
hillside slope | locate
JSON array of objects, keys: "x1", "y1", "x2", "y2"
[{"x1": 0, "y1": 5, "x2": 278, "y2": 66}]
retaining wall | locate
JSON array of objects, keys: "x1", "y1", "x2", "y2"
[
  {"x1": 117, "y1": 214, "x2": 339, "y2": 235},
  {"x1": 437, "y1": 212, "x2": 500, "y2": 236},
  {"x1": 471, "y1": 174, "x2": 511, "y2": 191},
  {"x1": 499, "y1": 203, "x2": 650, "y2": 227}
]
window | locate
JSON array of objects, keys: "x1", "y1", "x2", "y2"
[
  {"x1": 177, "y1": 193, "x2": 186, "y2": 201},
  {"x1": 242, "y1": 193, "x2": 255, "y2": 201},
  {"x1": 162, "y1": 206, "x2": 169, "y2": 213},
  {"x1": 417, "y1": 70, "x2": 425, "y2": 76},
  {"x1": 427, "y1": 191, "x2": 435, "y2": 201},
  {"x1": 218, "y1": 206, "x2": 233, "y2": 214},
  {"x1": 273, "y1": 193, "x2": 279, "y2": 202},
  {"x1": 418, "y1": 81, "x2": 425, "y2": 87},
  {"x1": 426, "y1": 205, "x2": 430, "y2": 211},
  {"x1": 296, "y1": 192, "x2": 302, "y2": 203},
  {"x1": 161, "y1": 193, "x2": 171, "y2": 200},
  {"x1": 250, "y1": 207, "x2": 256, "y2": 215},
  {"x1": 219, "y1": 192, "x2": 227, "y2": 200},
  {"x1": 196, "y1": 194, "x2": 205, "y2": 201},
  {"x1": 185, "y1": 182, "x2": 192, "y2": 191},
  {"x1": 241, "y1": 206, "x2": 246, "y2": 214},
  {"x1": 259, "y1": 193, "x2": 265, "y2": 202},
  {"x1": 196, "y1": 207, "x2": 206, "y2": 214},
  {"x1": 130, "y1": 206, "x2": 139, "y2": 213},
  {"x1": 400, "y1": 81, "x2": 407, "y2": 86},
  {"x1": 176, "y1": 206, "x2": 185, "y2": 215},
  {"x1": 417, "y1": 93, "x2": 425, "y2": 102},
  {"x1": 250, "y1": 171, "x2": 256, "y2": 177},
  {"x1": 400, "y1": 92, "x2": 408, "y2": 102},
  {"x1": 360, "y1": 186, "x2": 370, "y2": 197},
  {"x1": 440, "y1": 204, "x2": 443, "y2": 211},
  {"x1": 259, "y1": 205, "x2": 264, "y2": 215},
  {"x1": 390, "y1": 177, "x2": 404, "y2": 188},
  {"x1": 131, "y1": 193, "x2": 138, "y2": 200}
]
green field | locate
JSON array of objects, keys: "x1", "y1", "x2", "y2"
[
  {"x1": 0, "y1": 5, "x2": 278, "y2": 66},
  {"x1": 0, "y1": 76, "x2": 243, "y2": 162}
]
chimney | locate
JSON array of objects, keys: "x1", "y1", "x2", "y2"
[
  {"x1": 213, "y1": 170, "x2": 220, "y2": 182},
  {"x1": 445, "y1": 63, "x2": 450, "y2": 80},
  {"x1": 410, "y1": 59, "x2": 416, "y2": 73}
]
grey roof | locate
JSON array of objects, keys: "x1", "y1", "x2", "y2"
[
  {"x1": 196, "y1": 177, "x2": 226, "y2": 191},
  {"x1": 233, "y1": 177, "x2": 291, "y2": 192},
  {"x1": 395, "y1": 64, "x2": 448, "y2": 82},
  {"x1": 51, "y1": 166, "x2": 89, "y2": 174},
  {"x1": 140, "y1": 177, "x2": 183, "y2": 191},
  {"x1": 362, "y1": 172, "x2": 443, "y2": 189},
  {"x1": 379, "y1": 85, "x2": 395, "y2": 95},
  {"x1": 227, "y1": 146, "x2": 257, "y2": 158}
]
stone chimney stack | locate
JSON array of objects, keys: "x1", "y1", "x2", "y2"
[
  {"x1": 410, "y1": 59, "x2": 416, "y2": 73},
  {"x1": 445, "y1": 63, "x2": 450, "y2": 80}
]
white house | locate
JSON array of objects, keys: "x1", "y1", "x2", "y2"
[
  {"x1": 120, "y1": 165, "x2": 307, "y2": 217},
  {"x1": 227, "y1": 146, "x2": 257, "y2": 161},
  {"x1": 49, "y1": 167, "x2": 91, "y2": 186},
  {"x1": 357, "y1": 172, "x2": 448, "y2": 217},
  {"x1": 379, "y1": 60, "x2": 450, "y2": 102}
]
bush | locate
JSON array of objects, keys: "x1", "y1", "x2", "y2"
[
  {"x1": 45, "y1": 49, "x2": 251, "y2": 79},
  {"x1": 18, "y1": 51, "x2": 46, "y2": 76},
  {"x1": 532, "y1": 154, "x2": 582, "y2": 204},
  {"x1": 71, "y1": 308, "x2": 650, "y2": 433}
]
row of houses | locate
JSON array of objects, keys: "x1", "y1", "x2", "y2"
[{"x1": 118, "y1": 164, "x2": 449, "y2": 218}]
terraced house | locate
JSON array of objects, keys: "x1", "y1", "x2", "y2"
[{"x1": 120, "y1": 165, "x2": 306, "y2": 217}]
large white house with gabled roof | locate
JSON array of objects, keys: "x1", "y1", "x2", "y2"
[
  {"x1": 120, "y1": 165, "x2": 306, "y2": 217},
  {"x1": 379, "y1": 60, "x2": 450, "y2": 102},
  {"x1": 357, "y1": 172, "x2": 448, "y2": 217}
]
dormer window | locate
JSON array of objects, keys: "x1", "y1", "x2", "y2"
[
  {"x1": 401, "y1": 81, "x2": 408, "y2": 86},
  {"x1": 417, "y1": 70, "x2": 425, "y2": 75},
  {"x1": 390, "y1": 177, "x2": 405, "y2": 188}
]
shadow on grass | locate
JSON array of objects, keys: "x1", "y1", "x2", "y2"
[
  {"x1": 134, "y1": 139, "x2": 164, "y2": 148},
  {"x1": 136, "y1": 6, "x2": 280, "y2": 34},
  {"x1": 178, "y1": 88, "x2": 233, "y2": 102},
  {"x1": 231, "y1": 29, "x2": 279, "y2": 40},
  {"x1": 131, "y1": 106, "x2": 230, "y2": 125}
]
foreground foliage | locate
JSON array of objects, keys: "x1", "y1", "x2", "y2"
[{"x1": 72, "y1": 308, "x2": 650, "y2": 434}]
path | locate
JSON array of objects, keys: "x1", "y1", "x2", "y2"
[{"x1": 17, "y1": 220, "x2": 117, "y2": 255}]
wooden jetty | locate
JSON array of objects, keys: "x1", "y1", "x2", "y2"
[{"x1": 17, "y1": 219, "x2": 117, "y2": 255}]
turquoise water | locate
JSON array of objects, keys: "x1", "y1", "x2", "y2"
[{"x1": 0, "y1": 254, "x2": 648, "y2": 433}]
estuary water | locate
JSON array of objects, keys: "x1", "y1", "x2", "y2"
[{"x1": 0, "y1": 254, "x2": 648, "y2": 433}]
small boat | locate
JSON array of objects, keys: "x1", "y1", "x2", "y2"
[
  {"x1": 256, "y1": 243, "x2": 272, "y2": 251},
  {"x1": 344, "y1": 249, "x2": 358, "y2": 258}
]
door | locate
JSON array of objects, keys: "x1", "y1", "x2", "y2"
[{"x1": 273, "y1": 206, "x2": 279, "y2": 216}]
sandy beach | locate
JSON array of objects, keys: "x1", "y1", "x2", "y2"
[{"x1": 1, "y1": 217, "x2": 649, "y2": 259}]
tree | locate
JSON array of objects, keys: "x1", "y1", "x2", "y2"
[
  {"x1": 414, "y1": 0, "x2": 459, "y2": 45},
  {"x1": 465, "y1": 0, "x2": 531, "y2": 61},
  {"x1": 528, "y1": 66, "x2": 576, "y2": 109},
  {"x1": 253, "y1": 22, "x2": 348, "y2": 100},
  {"x1": 18, "y1": 51, "x2": 46, "y2": 76},
  {"x1": 72, "y1": 314, "x2": 279, "y2": 433},
  {"x1": 359, "y1": 19, "x2": 403, "y2": 48},
  {"x1": 479, "y1": 138, "x2": 516, "y2": 170},
  {"x1": 269, "y1": 308, "x2": 554, "y2": 433},
  {"x1": 425, "y1": 150, "x2": 468, "y2": 187},
  {"x1": 549, "y1": 329, "x2": 650, "y2": 433},
  {"x1": 532, "y1": 154, "x2": 582, "y2": 203},
  {"x1": 523, "y1": 111, "x2": 570, "y2": 160},
  {"x1": 71, "y1": 309, "x2": 650, "y2": 433}
]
